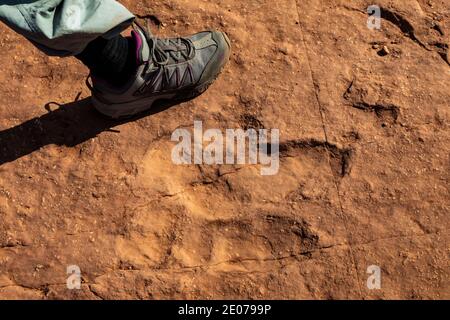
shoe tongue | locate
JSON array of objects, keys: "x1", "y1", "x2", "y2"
[{"x1": 131, "y1": 29, "x2": 150, "y2": 65}]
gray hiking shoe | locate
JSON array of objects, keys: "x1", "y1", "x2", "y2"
[{"x1": 87, "y1": 22, "x2": 231, "y2": 119}]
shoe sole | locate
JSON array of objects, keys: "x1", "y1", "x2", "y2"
[{"x1": 92, "y1": 33, "x2": 231, "y2": 119}]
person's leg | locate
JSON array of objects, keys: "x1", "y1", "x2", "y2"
[
  {"x1": 0, "y1": 0, "x2": 231, "y2": 118},
  {"x1": 0, "y1": 0, "x2": 136, "y2": 84},
  {"x1": 0, "y1": 0, "x2": 134, "y2": 56}
]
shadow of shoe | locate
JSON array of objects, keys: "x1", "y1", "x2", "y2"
[{"x1": 0, "y1": 95, "x2": 178, "y2": 166}]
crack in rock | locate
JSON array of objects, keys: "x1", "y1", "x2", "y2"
[
  {"x1": 279, "y1": 139, "x2": 354, "y2": 177},
  {"x1": 379, "y1": 7, "x2": 449, "y2": 66},
  {"x1": 352, "y1": 102, "x2": 399, "y2": 121},
  {"x1": 379, "y1": 7, "x2": 430, "y2": 50},
  {"x1": 344, "y1": 80, "x2": 400, "y2": 123}
]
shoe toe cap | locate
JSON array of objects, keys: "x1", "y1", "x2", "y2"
[{"x1": 199, "y1": 31, "x2": 231, "y2": 83}]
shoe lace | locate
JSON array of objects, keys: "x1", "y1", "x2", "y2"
[{"x1": 133, "y1": 21, "x2": 194, "y2": 69}]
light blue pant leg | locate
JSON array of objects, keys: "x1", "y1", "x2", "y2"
[{"x1": 0, "y1": 0, "x2": 135, "y2": 56}]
